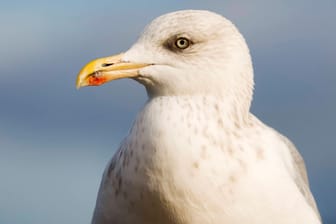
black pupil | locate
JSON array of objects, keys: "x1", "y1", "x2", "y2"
[{"x1": 176, "y1": 38, "x2": 189, "y2": 48}]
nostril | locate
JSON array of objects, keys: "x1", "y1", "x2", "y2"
[{"x1": 102, "y1": 63, "x2": 114, "y2": 67}]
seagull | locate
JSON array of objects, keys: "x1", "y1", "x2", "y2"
[{"x1": 76, "y1": 10, "x2": 321, "y2": 224}]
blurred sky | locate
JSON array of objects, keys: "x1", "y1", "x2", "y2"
[{"x1": 0, "y1": 0, "x2": 335, "y2": 223}]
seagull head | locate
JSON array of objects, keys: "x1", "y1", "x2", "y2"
[{"x1": 77, "y1": 10, "x2": 254, "y2": 105}]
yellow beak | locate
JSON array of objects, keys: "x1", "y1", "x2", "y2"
[{"x1": 76, "y1": 53, "x2": 151, "y2": 89}]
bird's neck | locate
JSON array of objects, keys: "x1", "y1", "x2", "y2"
[
  {"x1": 159, "y1": 95, "x2": 250, "y2": 118},
  {"x1": 144, "y1": 94, "x2": 251, "y2": 127}
]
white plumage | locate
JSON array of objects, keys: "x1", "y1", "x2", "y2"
[{"x1": 87, "y1": 10, "x2": 321, "y2": 224}]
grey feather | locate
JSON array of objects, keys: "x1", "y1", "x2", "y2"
[{"x1": 278, "y1": 133, "x2": 321, "y2": 221}]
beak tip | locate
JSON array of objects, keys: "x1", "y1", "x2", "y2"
[
  {"x1": 76, "y1": 82, "x2": 87, "y2": 90},
  {"x1": 76, "y1": 73, "x2": 86, "y2": 90},
  {"x1": 76, "y1": 81, "x2": 82, "y2": 90}
]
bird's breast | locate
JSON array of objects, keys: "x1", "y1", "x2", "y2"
[
  {"x1": 100, "y1": 96, "x2": 319, "y2": 223},
  {"x1": 113, "y1": 96, "x2": 258, "y2": 222}
]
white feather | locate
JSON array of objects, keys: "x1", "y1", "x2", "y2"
[{"x1": 91, "y1": 10, "x2": 321, "y2": 224}]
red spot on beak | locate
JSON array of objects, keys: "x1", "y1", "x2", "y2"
[{"x1": 88, "y1": 75, "x2": 107, "y2": 86}]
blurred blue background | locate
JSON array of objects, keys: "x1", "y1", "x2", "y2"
[{"x1": 0, "y1": 0, "x2": 335, "y2": 223}]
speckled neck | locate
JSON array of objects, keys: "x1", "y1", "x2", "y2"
[{"x1": 144, "y1": 95, "x2": 251, "y2": 127}]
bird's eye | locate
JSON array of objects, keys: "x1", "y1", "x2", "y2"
[{"x1": 175, "y1": 37, "x2": 190, "y2": 49}]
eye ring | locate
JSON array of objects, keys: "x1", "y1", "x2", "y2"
[{"x1": 175, "y1": 37, "x2": 190, "y2": 49}]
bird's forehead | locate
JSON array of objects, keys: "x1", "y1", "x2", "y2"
[{"x1": 141, "y1": 10, "x2": 232, "y2": 41}]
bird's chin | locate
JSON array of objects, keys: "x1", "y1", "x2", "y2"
[
  {"x1": 132, "y1": 68, "x2": 167, "y2": 97},
  {"x1": 131, "y1": 64, "x2": 166, "y2": 89},
  {"x1": 131, "y1": 72, "x2": 157, "y2": 90}
]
